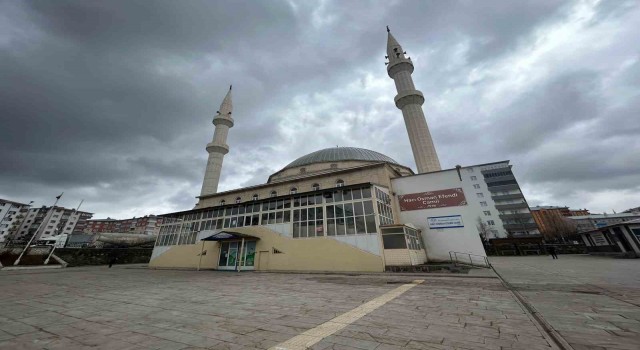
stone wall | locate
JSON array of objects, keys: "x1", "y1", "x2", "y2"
[{"x1": 54, "y1": 248, "x2": 152, "y2": 266}]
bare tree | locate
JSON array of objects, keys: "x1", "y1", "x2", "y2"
[
  {"x1": 476, "y1": 216, "x2": 490, "y2": 242},
  {"x1": 545, "y1": 213, "x2": 578, "y2": 242}
]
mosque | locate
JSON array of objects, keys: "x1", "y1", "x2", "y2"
[{"x1": 149, "y1": 29, "x2": 527, "y2": 272}]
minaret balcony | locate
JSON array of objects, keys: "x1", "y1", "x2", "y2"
[
  {"x1": 394, "y1": 90, "x2": 425, "y2": 109},
  {"x1": 213, "y1": 117, "x2": 234, "y2": 128},
  {"x1": 387, "y1": 59, "x2": 414, "y2": 77},
  {"x1": 206, "y1": 143, "x2": 229, "y2": 155}
]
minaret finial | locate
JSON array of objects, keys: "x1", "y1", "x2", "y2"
[{"x1": 386, "y1": 25, "x2": 390, "y2": 33}]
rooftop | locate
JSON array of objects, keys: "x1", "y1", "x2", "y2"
[{"x1": 283, "y1": 147, "x2": 399, "y2": 170}]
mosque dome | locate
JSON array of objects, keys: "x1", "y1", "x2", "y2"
[{"x1": 283, "y1": 147, "x2": 399, "y2": 170}]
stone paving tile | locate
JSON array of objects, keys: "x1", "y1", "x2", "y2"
[
  {"x1": 325, "y1": 277, "x2": 552, "y2": 350},
  {"x1": 492, "y1": 255, "x2": 640, "y2": 350},
  {"x1": 0, "y1": 266, "x2": 554, "y2": 350}
]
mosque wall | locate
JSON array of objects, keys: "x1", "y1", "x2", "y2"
[
  {"x1": 197, "y1": 164, "x2": 400, "y2": 209},
  {"x1": 269, "y1": 160, "x2": 411, "y2": 183},
  {"x1": 149, "y1": 226, "x2": 384, "y2": 272},
  {"x1": 391, "y1": 169, "x2": 489, "y2": 264},
  {"x1": 149, "y1": 241, "x2": 220, "y2": 270}
]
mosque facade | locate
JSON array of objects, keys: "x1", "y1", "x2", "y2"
[{"x1": 149, "y1": 30, "x2": 536, "y2": 272}]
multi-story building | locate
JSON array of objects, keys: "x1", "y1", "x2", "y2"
[
  {"x1": 623, "y1": 206, "x2": 640, "y2": 214},
  {"x1": 530, "y1": 206, "x2": 586, "y2": 239},
  {"x1": 568, "y1": 208, "x2": 590, "y2": 216},
  {"x1": 0, "y1": 199, "x2": 32, "y2": 244},
  {"x1": 531, "y1": 206, "x2": 570, "y2": 235},
  {"x1": 480, "y1": 163, "x2": 539, "y2": 237},
  {"x1": 84, "y1": 215, "x2": 163, "y2": 235},
  {"x1": 84, "y1": 218, "x2": 119, "y2": 233},
  {"x1": 12, "y1": 206, "x2": 93, "y2": 243},
  {"x1": 133, "y1": 215, "x2": 164, "y2": 235},
  {"x1": 567, "y1": 213, "x2": 640, "y2": 233}
]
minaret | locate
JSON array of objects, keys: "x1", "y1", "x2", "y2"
[
  {"x1": 200, "y1": 86, "x2": 234, "y2": 197},
  {"x1": 386, "y1": 27, "x2": 441, "y2": 173}
]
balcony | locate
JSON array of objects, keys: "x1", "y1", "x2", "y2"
[
  {"x1": 495, "y1": 202, "x2": 529, "y2": 211},
  {"x1": 503, "y1": 222, "x2": 539, "y2": 231},
  {"x1": 487, "y1": 184, "x2": 520, "y2": 192},
  {"x1": 499, "y1": 213, "x2": 533, "y2": 220},
  {"x1": 484, "y1": 175, "x2": 516, "y2": 184},
  {"x1": 491, "y1": 193, "x2": 524, "y2": 201}
]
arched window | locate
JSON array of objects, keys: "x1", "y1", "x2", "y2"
[
  {"x1": 252, "y1": 194, "x2": 259, "y2": 201},
  {"x1": 312, "y1": 183, "x2": 320, "y2": 191},
  {"x1": 336, "y1": 179, "x2": 344, "y2": 188},
  {"x1": 270, "y1": 191, "x2": 278, "y2": 198},
  {"x1": 220, "y1": 200, "x2": 226, "y2": 206},
  {"x1": 235, "y1": 197, "x2": 241, "y2": 204},
  {"x1": 290, "y1": 187, "x2": 297, "y2": 195}
]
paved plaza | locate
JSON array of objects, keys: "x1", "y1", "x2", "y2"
[
  {"x1": 491, "y1": 255, "x2": 640, "y2": 350},
  {"x1": 2, "y1": 256, "x2": 637, "y2": 350},
  {"x1": 0, "y1": 265, "x2": 555, "y2": 350}
]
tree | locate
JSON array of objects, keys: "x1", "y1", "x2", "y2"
[
  {"x1": 477, "y1": 217, "x2": 490, "y2": 242},
  {"x1": 544, "y1": 213, "x2": 578, "y2": 242}
]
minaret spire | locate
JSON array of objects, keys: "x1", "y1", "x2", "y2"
[
  {"x1": 386, "y1": 28, "x2": 441, "y2": 173},
  {"x1": 199, "y1": 87, "x2": 235, "y2": 197}
]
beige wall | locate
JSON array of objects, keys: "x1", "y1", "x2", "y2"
[
  {"x1": 270, "y1": 161, "x2": 411, "y2": 182},
  {"x1": 149, "y1": 241, "x2": 220, "y2": 269},
  {"x1": 197, "y1": 163, "x2": 403, "y2": 209},
  {"x1": 149, "y1": 226, "x2": 384, "y2": 272}
]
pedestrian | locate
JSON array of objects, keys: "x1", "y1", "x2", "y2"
[
  {"x1": 548, "y1": 246, "x2": 558, "y2": 260},
  {"x1": 108, "y1": 255, "x2": 116, "y2": 268}
]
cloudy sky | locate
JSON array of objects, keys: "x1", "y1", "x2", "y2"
[{"x1": 1, "y1": 0, "x2": 638, "y2": 219}]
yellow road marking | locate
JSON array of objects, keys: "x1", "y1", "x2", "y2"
[{"x1": 269, "y1": 280, "x2": 424, "y2": 350}]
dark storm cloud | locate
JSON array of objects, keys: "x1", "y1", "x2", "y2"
[
  {"x1": 496, "y1": 70, "x2": 603, "y2": 153},
  {"x1": 1, "y1": 0, "x2": 638, "y2": 217}
]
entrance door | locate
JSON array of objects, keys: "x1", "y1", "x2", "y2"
[
  {"x1": 218, "y1": 242, "x2": 238, "y2": 270},
  {"x1": 218, "y1": 241, "x2": 256, "y2": 271}
]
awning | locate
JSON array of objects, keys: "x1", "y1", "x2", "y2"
[{"x1": 201, "y1": 231, "x2": 260, "y2": 241}]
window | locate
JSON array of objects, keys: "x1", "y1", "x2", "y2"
[
  {"x1": 220, "y1": 200, "x2": 226, "y2": 206},
  {"x1": 483, "y1": 211, "x2": 491, "y2": 216},
  {"x1": 470, "y1": 176, "x2": 477, "y2": 181},
  {"x1": 473, "y1": 184, "x2": 480, "y2": 189},
  {"x1": 480, "y1": 201, "x2": 487, "y2": 207},
  {"x1": 270, "y1": 191, "x2": 277, "y2": 198},
  {"x1": 487, "y1": 220, "x2": 495, "y2": 225},
  {"x1": 290, "y1": 187, "x2": 297, "y2": 195},
  {"x1": 300, "y1": 167, "x2": 306, "y2": 173},
  {"x1": 336, "y1": 179, "x2": 344, "y2": 188},
  {"x1": 235, "y1": 197, "x2": 241, "y2": 204},
  {"x1": 312, "y1": 183, "x2": 320, "y2": 191},
  {"x1": 252, "y1": 194, "x2": 259, "y2": 201},
  {"x1": 330, "y1": 163, "x2": 338, "y2": 169},
  {"x1": 476, "y1": 193, "x2": 484, "y2": 198},
  {"x1": 467, "y1": 168, "x2": 474, "y2": 173}
]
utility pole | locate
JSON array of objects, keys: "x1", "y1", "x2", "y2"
[{"x1": 14, "y1": 193, "x2": 63, "y2": 266}]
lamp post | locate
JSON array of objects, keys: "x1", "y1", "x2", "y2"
[{"x1": 14, "y1": 193, "x2": 62, "y2": 266}]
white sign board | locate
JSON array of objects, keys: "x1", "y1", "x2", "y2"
[
  {"x1": 427, "y1": 215, "x2": 464, "y2": 229},
  {"x1": 54, "y1": 234, "x2": 68, "y2": 248}
]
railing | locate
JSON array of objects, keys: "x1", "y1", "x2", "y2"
[{"x1": 449, "y1": 251, "x2": 491, "y2": 268}]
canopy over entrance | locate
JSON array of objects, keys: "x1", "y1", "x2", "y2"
[{"x1": 201, "y1": 231, "x2": 260, "y2": 241}]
